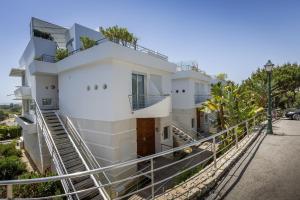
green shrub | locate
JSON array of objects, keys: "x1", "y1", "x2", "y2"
[
  {"x1": 80, "y1": 36, "x2": 97, "y2": 50},
  {"x1": 0, "y1": 142, "x2": 22, "y2": 157},
  {"x1": 33, "y1": 29, "x2": 54, "y2": 41},
  {"x1": 0, "y1": 156, "x2": 27, "y2": 180},
  {"x1": 0, "y1": 186, "x2": 6, "y2": 198},
  {"x1": 14, "y1": 172, "x2": 63, "y2": 199},
  {"x1": 0, "y1": 125, "x2": 22, "y2": 140},
  {"x1": 55, "y1": 48, "x2": 68, "y2": 61}
]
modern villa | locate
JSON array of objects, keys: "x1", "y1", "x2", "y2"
[{"x1": 9, "y1": 18, "x2": 214, "y2": 199}]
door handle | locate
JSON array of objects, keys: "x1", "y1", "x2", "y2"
[{"x1": 143, "y1": 137, "x2": 146, "y2": 141}]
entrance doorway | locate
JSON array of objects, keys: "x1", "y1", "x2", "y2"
[{"x1": 136, "y1": 118, "x2": 155, "y2": 157}]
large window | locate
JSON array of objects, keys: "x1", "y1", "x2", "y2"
[
  {"x1": 132, "y1": 73, "x2": 145, "y2": 109},
  {"x1": 163, "y1": 126, "x2": 170, "y2": 140}
]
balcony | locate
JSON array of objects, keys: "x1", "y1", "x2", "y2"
[
  {"x1": 14, "y1": 86, "x2": 31, "y2": 100},
  {"x1": 15, "y1": 115, "x2": 36, "y2": 133},
  {"x1": 129, "y1": 95, "x2": 171, "y2": 118},
  {"x1": 194, "y1": 94, "x2": 211, "y2": 105}
]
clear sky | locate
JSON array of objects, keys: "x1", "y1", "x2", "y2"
[{"x1": 0, "y1": 0, "x2": 300, "y2": 104}]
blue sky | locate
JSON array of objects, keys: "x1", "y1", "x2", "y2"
[{"x1": 1, "y1": 0, "x2": 300, "y2": 103}]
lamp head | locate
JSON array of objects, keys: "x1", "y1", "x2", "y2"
[{"x1": 264, "y1": 60, "x2": 274, "y2": 72}]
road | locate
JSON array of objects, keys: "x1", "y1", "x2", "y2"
[{"x1": 207, "y1": 119, "x2": 300, "y2": 200}]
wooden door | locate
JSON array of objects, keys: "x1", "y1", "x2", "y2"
[
  {"x1": 137, "y1": 118, "x2": 155, "y2": 157},
  {"x1": 196, "y1": 109, "x2": 202, "y2": 131}
]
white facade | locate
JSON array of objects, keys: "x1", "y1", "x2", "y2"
[
  {"x1": 172, "y1": 68, "x2": 212, "y2": 133},
  {"x1": 10, "y1": 18, "x2": 176, "y2": 177}
]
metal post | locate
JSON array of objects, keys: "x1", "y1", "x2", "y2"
[
  {"x1": 151, "y1": 158, "x2": 155, "y2": 199},
  {"x1": 7, "y1": 184, "x2": 13, "y2": 199},
  {"x1": 267, "y1": 70, "x2": 273, "y2": 134},
  {"x1": 246, "y1": 121, "x2": 249, "y2": 138},
  {"x1": 212, "y1": 137, "x2": 217, "y2": 169},
  {"x1": 253, "y1": 116, "x2": 256, "y2": 130},
  {"x1": 234, "y1": 128, "x2": 238, "y2": 149}
]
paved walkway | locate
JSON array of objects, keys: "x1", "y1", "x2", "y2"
[{"x1": 207, "y1": 119, "x2": 300, "y2": 200}]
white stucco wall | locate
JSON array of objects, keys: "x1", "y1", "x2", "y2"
[
  {"x1": 59, "y1": 59, "x2": 173, "y2": 122},
  {"x1": 66, "y1": 23, "x2": 103, "y2": 52}
]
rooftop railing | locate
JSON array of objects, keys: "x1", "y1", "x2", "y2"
[
  {"x1": 0, "y1": 112, "x2": 267, "y2": 199},
  {"x1": 35, "y1": 38, "x2": 168, "y2": 63}
]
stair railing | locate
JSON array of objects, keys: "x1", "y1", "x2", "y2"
[
  {"x1": 56, "y1": 112, "x2": 111, "y2": 200},
  {"x1": 171, "y1": 121, "x2": 199, "y2": 141},
  {"x1": 34, "y1": 100, "x2": 78, "y2": 200}
]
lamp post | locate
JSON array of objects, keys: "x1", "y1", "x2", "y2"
[{"x1": 264, "y1": 60, "x2": 274, "y2": 134}]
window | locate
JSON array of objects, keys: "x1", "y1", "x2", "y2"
[
  {"x1": 182, "y1": 89, "x2": 186, "y2": 93},
  {"x1": 191, "y1": 118, "x2": 195, "y2": 128},
  {"x1": 42, "y1": 98, "x2": 52, "y2": 106},
  {"x1": 163, "y1": 126, "x2": 170, "y2": 140}
]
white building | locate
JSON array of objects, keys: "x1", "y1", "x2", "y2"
[
  {"x1": 171, "y1": 64, "x2": 212, "y2": 136},
  {"x1": 10, "y1": 18, "x2": 176, "y2": 195}
]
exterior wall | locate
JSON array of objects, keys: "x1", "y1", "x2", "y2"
[
  {"x1": 172, "y1": 79, "x2": 194, "y2": 109},
  {"x1": 172, "y1": 108, "x2": 196, "y2": 131},
  {"x1": 66, "y1": 23, "x2": 103, "y2": 52},
  {"x1": 155, "y1": 115, "x2": 173, "y2": 152},
  {"x1": 35, "y1": 75, "x2": 58, "y2": 109},
  {"x1": 58, "y1": 59, "x2": 173, "y2": 122},
  {"x1": 22, "y1": 128, "x2": 51, "y2": 173}
]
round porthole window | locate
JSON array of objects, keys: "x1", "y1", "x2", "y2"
[
  {"x1": 87, "y1": 85, "x2": 90, "y2": 91},
  {"x1": 45, "y1": 86, "x2": 48, "y2": 90},
  {"x1": 176, "y1": 90, "x2": 179, "y2": 93},
  {"x1": 51, "y1": 85, "x2": 56, "y2": 90},
  {"x1": 103, "y1": 84, "x2": 107, "y2": 90},
  {"x1": 182, "y1": 89, "x2": 186, "y2": 93},
  {"x1": 94, "y1": 85, "x2": 98, "y2": 90}
]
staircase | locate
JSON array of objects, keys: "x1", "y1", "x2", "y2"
[
  {"x1": 42, "y1": 111, "x2": 103, "y2": 200},
  {"x1": 172, "y1": 123, "x2": 196, "y2": 146}
]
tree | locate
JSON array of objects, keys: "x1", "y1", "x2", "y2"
[
  {"x1": 100, "y1": 25, "x2": 138, "y2": 47},
  {"x1": 80, "y1": 36, "x2": 97, "y2": 50},
  {"x1": 216, "y1": 73, "x2": 228, "y2": 81}
]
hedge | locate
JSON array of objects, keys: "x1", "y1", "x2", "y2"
[
  {"x1": 0, "y1": 125, "x2": 22, "y2": 140},
  {"x1": 13, "y1": 172, "x2": 63, "y2": 199},
  {"x1": 0, "y1": 156, "x2": 27, "y2": 180}
]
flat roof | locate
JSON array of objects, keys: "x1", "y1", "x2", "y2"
[{"x1": 9, "y1": 68, "x2": 25, "y2": 77}]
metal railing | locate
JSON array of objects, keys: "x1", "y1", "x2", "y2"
[
  {"x1": 0, "y1": 112, "x2": 267, "y2": 199},
  {"x1": 128, "y1": 94, "x2": 169, "y2": 111},
  {"x1": 57, "y1": 112, "x2": 111, "y2": 199},
  {"x1": 171, "y1": 121, "x2": 198, "y2": 141},
  {"x1": 35, "y1": 37, "x2": 168, "y2": 64},
  {"x1": 33, "y1": 100, "x2": 78, "y2": 200},
  {"x1": 194, "y1": 94, "x2": 211, "y2": 104}
]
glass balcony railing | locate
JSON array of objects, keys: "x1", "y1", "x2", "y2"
[
  {"x1": 128, "y1": 94, "x2": 170, "y2": 111},
  {"x1": 194, "y1": 94, "x2": 211, "y2": 104}
]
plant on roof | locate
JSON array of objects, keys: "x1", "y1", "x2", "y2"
[
  {"x1": 33, "y1": 29, "x2": 54, "y2": 41},
  {"x1": 55, "y1": 48, "x2": 68, "y2": 61},
  {"x1": 80, "y1": 36, "x2": 97, "y2": 50},
  {"x1": 100, "y1": 25, "x2": 138, "y2": 47}
]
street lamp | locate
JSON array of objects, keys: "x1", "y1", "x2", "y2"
[{"x1": 264, "y1": 60, "x2": 274, "y2": 134}]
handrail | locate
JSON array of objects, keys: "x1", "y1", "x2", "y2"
[
  {"x1": 1, "y1": 112, "x2": 265, "y2": 185},
  {"x1": 33, "y1": 100, "x2": 78, "y2": 200},
  {"x1": 0, "y1": 112, "x2": 267, "y2": 199},
  {"x1": 171, "y1": 121, "x2": 198, "y2": 141},
  {"x1": 57, "y1": 112, "x2": 112, "y2": 199},
  {"x1": 37, "y1": 37, "x2": 168, "y2": 64}
]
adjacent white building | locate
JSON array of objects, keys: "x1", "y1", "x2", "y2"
[{"x1": 171, "y1": 63, "x2": 212, "y2": 135}]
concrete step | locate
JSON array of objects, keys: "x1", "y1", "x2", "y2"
[
  {"x1": 67, "y1": 164, "x2": 86, "y2": 173},
  {"x1": 61, "y1": 153, "x2": 80, "y2": 163},
  {"x1": 78, "y1": 189, "x2": 99, "y2": 200},
  {"x1": 64, "y1": 159, "x2": 83, "y2": 169},
  {"x1": 74, "y1": 178, "x2": 95, "y2": 190},
  {"x1": 71, "y1": 176, "x2": 90, "y2": 184},
  {"x1": 58, "y1": 147, "x2": 76, "y2": 156}
]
